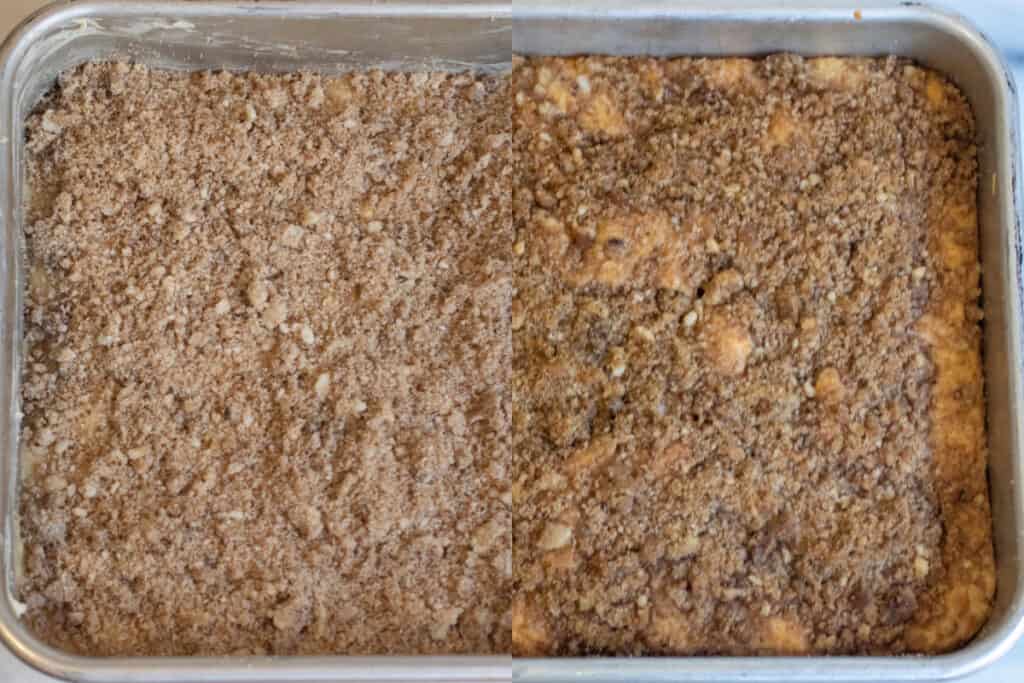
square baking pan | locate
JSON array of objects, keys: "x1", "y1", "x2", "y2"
[
  {"x1": 0, "y1": 2, "x2": 512, "y2": 682},
  {"x1": 512, "y1": 0, "x2": 1024, "y2": 681}
]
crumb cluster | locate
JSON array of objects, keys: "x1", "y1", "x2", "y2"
[{"x1": 19, "y1": 63, "x2": 511, "y2": 655}]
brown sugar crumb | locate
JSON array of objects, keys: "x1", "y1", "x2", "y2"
[
  {"x1": 512, "y1": 55, "x2": 992, "y2": 655},
  {"x1": 18, "y1": 63, "x2": 512, "y2": 655}
]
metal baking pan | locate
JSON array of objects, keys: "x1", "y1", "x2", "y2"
[
  {"x1": 0, "y1": 1, "x2": 1021, "y2": 683},
  {"x1": 513, "y1": 0, "x2": 1024, "y2": 681},
  {"x1": 0, "y1": 2, "x2": 511, "y2": 682}
]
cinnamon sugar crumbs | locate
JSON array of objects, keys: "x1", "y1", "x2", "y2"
[
  {"x1": 17, "y1": 54, "x2": 993, "y2": 660},
  {"x1": 512, "y1": 55, "x2": 992, "y2": 655},
  {"x1": 18, "y1": 63, "x2": 511, "y2": 655}
]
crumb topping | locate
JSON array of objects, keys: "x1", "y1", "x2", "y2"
[
  {"x1": 512, "y1": 55, "x2": 992, "y2": 655},
  {"x1": 16, "y1": 53, "x2": 993, "y2": 659},
  {"x1": 18, "y1": 63, "x2": 512, "y2": 656}
]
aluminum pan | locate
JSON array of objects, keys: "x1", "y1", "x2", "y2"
[
  {"x1": 0, "y1": 2, "x2": 511, "y2": 682},
  {"x1": 0, "y1": 1, "x2": 1020, "y2": 683},
  {"x1": 513, "y1": 0, "x2": 1024, "y2": 681}
]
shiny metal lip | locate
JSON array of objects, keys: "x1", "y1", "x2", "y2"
[
  {"x1": 515, "y1": 1, "x2": 1024, "y2": 681},
  {"x1": 0, "y1": 2, "x2": 1020, "y2": 683}
]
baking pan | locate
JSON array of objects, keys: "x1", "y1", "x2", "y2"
[
  {"x1": 0, "y1": 2, "x2": 512, "y2": 682},
  {"x1": 513, "y1": 0, "x2": 1024, "y2": 681},
  {"x1": 0, "y1": 1, "x2": 1021, "y2": 683}
]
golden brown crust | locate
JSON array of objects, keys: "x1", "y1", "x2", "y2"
[
  {"x1": 513, "y1": 55, "x2": 992, "y2": 656},
  {"x1": 906, "y1": 80, "x2": 995, "y2": 647}
]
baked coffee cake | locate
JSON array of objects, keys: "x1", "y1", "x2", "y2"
[
  {"x1": 512, "y1": 55, "x2": 992, "y2": 655},
  {"x1": 16, "y1": 52, "x2": 993, "y2": 660}
]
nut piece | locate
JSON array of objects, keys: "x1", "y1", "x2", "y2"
[
  {"x1": 537, "y1": 522, "x2": 573, "y2": 550},
  {"x1": 705, "y1": 58, "x2": 765, "y2": 93},
  {"x1": 240, "y1": 103, "x2": 257, "y2": 126},
  {"x1": 703, "y1": 313, "x2": 753, "y2": 377}
]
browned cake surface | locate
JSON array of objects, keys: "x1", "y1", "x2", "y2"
[
  {"x1": 512, "y1": 55, "x2": 993, "y2": 655},
  {"x1": 18, "y1": 63, "x2": 512, "y2": 655}
]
